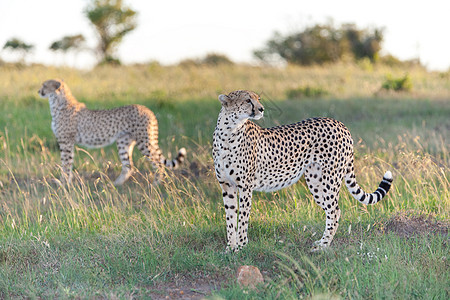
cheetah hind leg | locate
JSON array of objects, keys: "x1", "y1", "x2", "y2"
[
  {"x1": 114, "y1": 135, "x2": 137, "y2": 186},
  {"x1": 304, "y1": 163, "x2": 325, "y2": 251},
  {"x1": 304, "y1": 163, "x2": 342, "y2": 252},
  {"x1": 132, "y1": 135, "x2": 162, "y2": 183}
]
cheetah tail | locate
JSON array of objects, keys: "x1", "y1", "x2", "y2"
[
  {"x1": 163, "y1": 147, "x2": 187, "y2": 169},
  {"x1": 345, "y1": 170, "x2": 393, "y2": 205}
]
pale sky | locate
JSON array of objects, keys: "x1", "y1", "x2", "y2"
[{"x1": 1, "y1": 0, "x2": 449, "y2": 70}]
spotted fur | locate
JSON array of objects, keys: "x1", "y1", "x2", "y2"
[
  {"x1": 212, "y1": 90, "x2": 393, "y2": 252},
  {"x1": 39, "y1": 79, "x2": 186, "y2": 185}
]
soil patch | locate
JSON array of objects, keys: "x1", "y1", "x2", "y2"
[
  {"x1": 384, "y1": 210, "x2": 449, "y2": 238},
  {"x1": 147, "y1": 272, "x2": 228, "y2": 300},
  {"x1": 148, "y1": 282, "x2": 212, "y2": 300}
]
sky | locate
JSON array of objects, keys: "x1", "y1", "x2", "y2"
[{"x1": 1, "y1": 0, "x2": 449, "y2": 70}]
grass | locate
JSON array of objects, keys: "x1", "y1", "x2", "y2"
[{"x1": 0, "y1": 63, "x2": 449, "y2": 299}]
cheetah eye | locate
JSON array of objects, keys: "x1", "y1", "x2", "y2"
[{"x1": 246, "y1": 99, "x2": 252, "y2": 104}]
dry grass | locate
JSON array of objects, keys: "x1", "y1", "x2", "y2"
[{"x1": 1, "y1": 62, "x2": 449, "y2": 104}]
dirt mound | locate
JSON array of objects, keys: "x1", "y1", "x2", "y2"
[
  {"x1": 147, "y1": 271, "x2": 228, "y2": 300},
  {"x1": 384, "y1": 211, "x2": 449, "y2": 238}
]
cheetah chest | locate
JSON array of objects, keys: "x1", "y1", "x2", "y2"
[
  {"x1": 213, "y1": 131, "x2": 248, "y2": 185},
  {"x1": 215, "y1": 144, "x2": 237, "y2": 183}
]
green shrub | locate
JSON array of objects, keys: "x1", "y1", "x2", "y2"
[
  {"x1": 286, "y1": 86, "x2": 328, "y2": 99},
  {"x1": 98, "y1": 56, "x2": 121, "y2": 66},
  {"x1": 381, "y1": 74, "x2": 413, "y2": 91},
  {"x1": 379, "y1": 54, "x2": 405, "y2": 68},
  {"x1": 149, "y1": 89, "x2": 174, "y2": 109},
  {"x1": 202, "y1": 53, "x2": 234, "y2": 66},
  {"x1": 178, "y1": 53, "x2": 234, "y2": 68}
]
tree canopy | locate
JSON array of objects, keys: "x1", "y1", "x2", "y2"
[
  {"x1": 3, "y1": 38, "x2": 34, "y2": 63},
  {"x1": 3, "y1": 38, "x2": 34, "y2": 52},
  {"x1": 49, "y1": 34, "x2": 86, "y2": 53},
  {"x1": 84, "y1": 0, "x2": 137, "y2": 65}
]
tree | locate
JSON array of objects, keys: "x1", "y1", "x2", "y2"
[
  {"x1": 342, "y1": 24, "x2": 383, "y2": 62},
  {"x1": 84, "y1": 0, "x2": 137, "y2": 65},
  {"x1": 49, "y1": 34, "x2": 86, "y2": 65},
  {"x1": 49, "y1": 34, "x2": 86, "y2": 53},
  {"x1": 3, "y1": 37, "x2": 34, "y2": 63},
  {"x1": 254, "y1": 23, "x2": 384, "y2": 65}
]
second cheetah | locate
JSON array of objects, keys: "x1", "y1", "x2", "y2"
[{"x1": 38, "y1": 79, "x2": 186, "y2": 185}]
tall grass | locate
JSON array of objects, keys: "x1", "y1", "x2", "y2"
[{"x1": 0, "y1": 131, "x2": 447, "y2": 298}]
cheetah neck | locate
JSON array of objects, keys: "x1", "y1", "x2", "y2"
[
  {"x1": 48, "y1": 88, "x2": 86, "y2": 116},
  {"x1": 60, "y1": 86, "x2": 85, "y2": 108},
  {"x1": 214, "y1": 113, "x2": 260, "y2": 154},
  {"x1": 215, "y1": 112, "x2": 248, "y2": 137}
]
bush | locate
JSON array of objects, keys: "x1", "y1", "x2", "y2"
[
  {"x1": 254, "y1": 23, "x2": 384, "y2": 65},
  {"x1": 178, "y1": 58, "x2": 200, "y2": 68},
  {"x1": 178, "y1": 53, "x2": 234, "y2": 67},
  {"x1": 379, "y1": 55, "x2": 423, "y2": 69},
  {"x1": 202, "y1": 53, "x2": 234, "y2": 66},
  {"x1": 149, "y1": 90, "x2": 174, "y2": 109},
  {"x1": 98, "y1": 56, "x2": 121, "y2": 66},
  {"x1": 381, "y1": 74, "x2": 413, "y2": 92},
  {"x1": 286, "y1": 86, "x2": 328, "y2": 99},
  {"x1": 379, "y1": 54, "x2": 405, "y2": 68}
]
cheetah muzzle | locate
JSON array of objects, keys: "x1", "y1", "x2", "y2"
[
  {"x1": 39, "y1": 79, "x2": 186, "y2": 185},
  {"x1": 212, "y1": 90, "x2": 393, "y2": 252}
]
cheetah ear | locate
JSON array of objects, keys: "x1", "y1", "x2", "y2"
[
  {"x1": 218, "y1": 94, "x2": 229, "y2": 105},
  {"x1": 49, "y1": 80, "x2": 62, "y2": 91}
]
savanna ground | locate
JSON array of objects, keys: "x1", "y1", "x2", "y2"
[{"x1": 0, "y1": 62, "x2": 449, "y2": 299}]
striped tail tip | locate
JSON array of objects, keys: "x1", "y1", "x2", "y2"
[
  {"x1": 360, "y1": 170, "x2": 393, "y2": 205},
  {"x1": 163, "y1": 147, "x2": 187, "y2": 169},
  {"x1": 384, "y1": 170, "x2": 393, "y2": 181},
  {"x1": 173, "y1": 147, "x2": 187, "y2": 168},
  {"x1": 178, "y1": 147, "x2": 187, "y2": 157}
]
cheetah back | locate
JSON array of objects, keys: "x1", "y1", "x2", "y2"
[{"x1": 253, "y1": 118, "x2": 353, "y2": 192}]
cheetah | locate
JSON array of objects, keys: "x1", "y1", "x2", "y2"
[
  {"x1": 38, "y1": 79, "x2": 186, "y2": 185},
  {"x1": 212, "y1": 90, "x2": 393, "y2": 252}
]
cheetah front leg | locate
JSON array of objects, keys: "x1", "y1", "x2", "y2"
[
  {"x1": 305, "y1": 163, "x2": 342, "y2": 251},
  {"x1": 58, "y1": 140, "x2": 75, "y2": 184},
  {"x1": 221, "y1": 183, "x2": 238, "y2": 252},
  {"x1": 237, "y1": 187, "x2": 253, "y2": 250},
  {"x1": 114, "y1": 134, "x2": 137, "y2": 185}
]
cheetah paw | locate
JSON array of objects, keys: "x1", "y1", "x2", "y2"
[
  {"x1": 224, "y1": 244, "x2": 243, "y2": 254},
  {"x1": 224, "y1": 246, "x2": 236, "y2": 254},
  {"x1": 310, "y1": 241, "x2": 329, "y2": 252}
]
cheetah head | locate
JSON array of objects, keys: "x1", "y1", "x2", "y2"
[
  {"x1": 218, "y1": 90, "x2": 264, "y2": 121},
  {"x1": 38, "y1": 79, "x2": 63, "y2": 98}
]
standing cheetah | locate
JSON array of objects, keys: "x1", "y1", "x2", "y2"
[
  {"x1": 38, "y1": 79, "x2": 186, "y2": 185},
  {"x1": 212, "y1": 90, "x2": 393, "y2": 252}
]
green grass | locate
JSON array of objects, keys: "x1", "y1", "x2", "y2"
[{"x1": 0, "y1": 63, "x2": 449, "y2": 298}]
